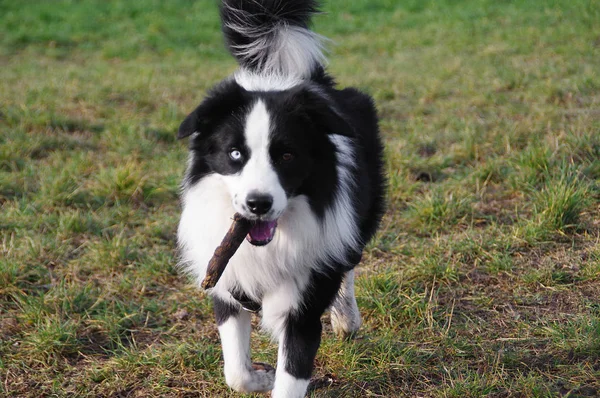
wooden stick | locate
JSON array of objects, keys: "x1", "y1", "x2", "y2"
[{"x1": 201, "y1": 213, "x2": 253, "y2": 290}]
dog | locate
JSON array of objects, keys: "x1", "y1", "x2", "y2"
[{"x1": 177, "y1": 1, "x2": 385, "y2": 396}]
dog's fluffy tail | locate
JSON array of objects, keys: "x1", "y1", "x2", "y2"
[{"x1": 220, "y1": 0, "x2": 326, "y2": 78}]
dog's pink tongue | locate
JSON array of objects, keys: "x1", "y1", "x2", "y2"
[{"x1": 248, "y1": 220, "x2": 277, "y2": 243}]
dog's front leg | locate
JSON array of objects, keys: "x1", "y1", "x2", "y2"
[
  {"x1": 214, "y1": 297, "x2": 275, "y2": 393},
  {"x1": 271, "y1": 312, "x2": 322, "y2": 398}
]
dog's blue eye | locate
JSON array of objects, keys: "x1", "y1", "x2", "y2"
[{"x1": 229, "y1": 149, "x2": 242, "y2": 161}]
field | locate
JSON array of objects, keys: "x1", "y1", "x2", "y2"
[{"x1": 1, "y1": 0, "x2": 600, "y2": 396}]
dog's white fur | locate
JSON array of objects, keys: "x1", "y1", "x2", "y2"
[
  {"x1": 219, "y1": 311, "x2": 275, "y2": 392},
  {"x1": 221, "y1": 100, "x2": 287, "y2": 221},
  {"x1": 330, "y1": 270, "x2": 362, "y2": 337},
  {"x1": 234, "y1": 69, "x2": 303, "y2": 92},
  {"x1": 223, "y1": 3, "x2": 326, "y2": 78},
  {"x1": 273, "y1": 363, "x2": 311, "y2": 398}
]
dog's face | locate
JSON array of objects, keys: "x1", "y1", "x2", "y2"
[{"x1": 179, "y1": 80, "x2": 350, "y2": 245}]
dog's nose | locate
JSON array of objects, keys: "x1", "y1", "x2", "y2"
[{"x1": 246, "y1": 193, "x2": 273, "y2": 215}]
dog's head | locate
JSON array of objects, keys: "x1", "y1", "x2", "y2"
[{"x1": 178, "y1": 79, "x2": 352, "y2": 246}]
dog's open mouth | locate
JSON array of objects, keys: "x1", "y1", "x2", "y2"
[{"x1": 247, "y1": 219, "x2": 277, "y2": 246}]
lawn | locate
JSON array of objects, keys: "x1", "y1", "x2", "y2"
[{"x1": 1, "y1": 0, "x2": 600, "y2": 396}]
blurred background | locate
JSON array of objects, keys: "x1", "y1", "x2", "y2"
[{"x1": 1, "y1": 0, "x2": 599, "y2": 396}]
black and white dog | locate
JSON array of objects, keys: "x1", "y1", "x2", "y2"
[{"x1": 177, "y1": 1, "x2": 385, "y2": 396}]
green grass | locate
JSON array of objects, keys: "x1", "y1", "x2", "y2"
[{"x1": 1, "y1": 0, "x2": 600, "y2": 396}]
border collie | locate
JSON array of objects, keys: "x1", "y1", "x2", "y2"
[{"x1": 177, "y1": 1, "x2": 385, "y2": 396}]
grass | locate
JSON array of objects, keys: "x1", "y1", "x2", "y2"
[{"x1": 1, "y1": 0, "x2": 600, "y2": 396}]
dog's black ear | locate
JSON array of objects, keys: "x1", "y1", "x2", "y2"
[
  {"x1": 178, "y1": 80, "x2": 247, "y2": 139},
  {"x1": 289, "y1": 85, "x2": 356, "y2": 137},
  {"x1": 178, "y1": 110, "x2": 201, "y2": 139}
]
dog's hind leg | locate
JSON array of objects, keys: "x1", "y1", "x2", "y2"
[
  {"x1": 330, "y1": 269, "x2": 362, "y2": 338},
  {"x1": 214, "y1": 297, "x2": 275, "y2": 393}
]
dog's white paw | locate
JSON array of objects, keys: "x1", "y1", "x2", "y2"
[
  {"x1": 225, "y1": 362, "x2": 275, "y2": 393},
  {"x1": 330, "y1": 270, "x2": 362, "y2": 339},
  {"x1": 330, "y1": 304, "x2": 362, "y2": 338}
]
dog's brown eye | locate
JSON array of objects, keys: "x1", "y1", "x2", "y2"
[{"x1": 281, "y1": 153, "x2": 294, "y2": 162}]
